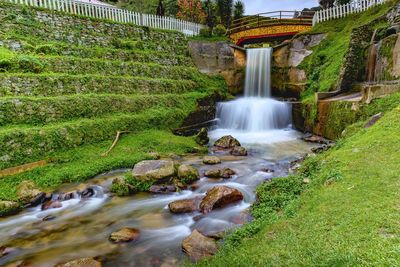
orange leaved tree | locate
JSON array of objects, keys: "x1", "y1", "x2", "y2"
[{"x1": 177, "y1": 0, "x2": 206, "y2": 23}]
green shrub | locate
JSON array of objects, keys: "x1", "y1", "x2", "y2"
[
  {"x1": 35, "y1": 44, "x2": 57, "y2": 54},
  {"x1": 200, "y1": 28, "x2": 212, "y2": 37},
  {"x1": 213, "y1": 24, "x2": 227, "y2": 37},
  {"x1": 17, "y1": 55, "x2": 45, "y2": 73},
  {"x1": 125, "y1": 172, "x2": 153, "y2": 192}
]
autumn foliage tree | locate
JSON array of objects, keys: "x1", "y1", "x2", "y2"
[{"x1": 177, "y1": 0, "x2": 207, "y2": 23}]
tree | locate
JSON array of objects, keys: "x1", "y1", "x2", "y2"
[
  {"x1": 204, "y1": 0, "x2": 217, "y2": 29},
  {"x1": 233, "y1": 0, "x2": 244, "y2": 21},
  {"x1": 319, "y1": 0, "x2": 335, "y2": 8},
  {"x1": 156, "y1": 0, "x2": 165, "y2": 16},
  {"x1": 217, "y1": 0, "x2": 233, "y2": 27},
  {"x1": 177, "y1": 0, "x2": 207, "y2": 23},
  {"x1": 336, "y1": 0, "x2": 351, "y2": 5},
  {"x1": 165, "y1": 0, "x2": 179, "y2": 17}
]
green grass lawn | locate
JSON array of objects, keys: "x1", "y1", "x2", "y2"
[
  {"x1": 198, "y1": 105, "x2": 400, "y2": 266},
  {"x1": 0, "y1": 130, "x2": 203, "y2": 203}
]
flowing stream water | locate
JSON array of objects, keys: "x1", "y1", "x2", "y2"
[{"x1": 0, "y1": 48, "x2": 314, "y2": 267}]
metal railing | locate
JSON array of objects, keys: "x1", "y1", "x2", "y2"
[
  {"x1": 3, "y1": 0, "x2": 205, "y2": 36},
  {"x1": 228, "y1": 11, "x2": 315, "y2": 35},
  {"x1": 313, "y1": 0, "x2": 389, "y2": 25}
]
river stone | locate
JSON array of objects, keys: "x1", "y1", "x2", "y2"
[
  {"x1": 200, "y1": 186, "x2": 244, "y2": 214},
  {"x1": 0, "y1": 201, "x2": 20, "y2": 217},
  {"x1": 182, "y1": 230, "x2": 218, "y2": 262},
  {"x1": 177, "y1": 164, "x2": 200, "y2": 184},
  {"x1": 109, "y1": 227, "x2": 140, "y2": 243},
  {"x1": 168, "y1": 197, "x2": 203, "y2": 214},
  {"x1": 205, "y1": 168, "x2": 235, "y2": 179},
  {"x1": 132, "y1": 160, "x2": 175, "y2": 182},
  {"x1": 41, "y1": 200, "x2": 62, "y2": 211},
  {"x1": 221, "y1": 168, "x2": 236, "y2": 179},
  {"x1": 213, "y1": 135, "x2": 241, "y2": 149},
  {"x1": 56, "y1": 258, "x2": 102, "y2": 267},
  {"x1": 16, "y1": 181, "x2": 45, "y2": 206},
  {"x1": 204, "y1": 169, "x2": 221, "y2": 178},
  {"x1": 58, "y1": 191, "x2": 79, "y2": 201},
  {"x1": 149, "y1": 185, "x2": 176, "y2": 194},
  {"x1": 231, "y1": 146, "x2": 248, "y2": 156},
  {"x1": 81, "y1": 187, "x2": 95, "y2": 198},
  {"x1": 202, "y1": 156, "x2": 221, "y2": 165}
]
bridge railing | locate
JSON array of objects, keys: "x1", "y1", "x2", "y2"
[
  {"x1": 228, "y1": 11, "x2": 315, "y2": 35},
  {"x1": 4, "y1": 0, "x2": 205, "y2": 36},
  {"x1": 313, "y1": 0, "x2": 388, "y2": 25}
]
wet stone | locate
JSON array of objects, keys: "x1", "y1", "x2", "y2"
[
  {"x1": 109, "y1": 227, "x2": 140, "y2": 243},
  {"x1": 149, "y1": 185, "x2": 177, "y2": 194},
  {"x1": 132, "y1": 160, "x2": 175, "y2": 182},
  {"x1": 213, "y1": 135, "x2": 241, "y2": 149},
  {"x1": 55, "y1": 258, "x2": 102, "y2": 267},
  {"x1": 182, "y1": 230, "x2": 218, "y2": 262},
  {"x1": 168, "y1": 197, "x2": 203, "y2": 214},
  {"x1": 41, "y1": 200, "x2": 62, "y2": 211},
  {"x1": 200, "y1": 186, "x2": 244, "y2": 214},
  {"x1": 81, "y1": 187, "x2": 95, "y2": 198},
  {"x1": 230, "y1": 146, "x2": 248, "y2": 156},
  {"x1": 202, "y1": 156, "x2": 221, "y2": 165}
]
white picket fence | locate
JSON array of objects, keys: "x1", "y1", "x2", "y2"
[
  {"x1": 313, "y1": 0, "x2": 388, "y2": 25},
  {"x1": 4, "y1": 0, "x2": 204, "y2": 36}
]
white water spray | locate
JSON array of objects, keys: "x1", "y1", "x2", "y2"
[{"x1": 210, "y1": 47, "x2": 297, "y2": 144}]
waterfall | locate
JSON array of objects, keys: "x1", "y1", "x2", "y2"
[
  {"x1": 245, "y1": 48, "x2": 272, "y2": 97},
  {"x1": 215, "y1": 48, "x2": 292, "y2": 132}
]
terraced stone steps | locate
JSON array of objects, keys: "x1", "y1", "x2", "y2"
[
  {"x1": 0, "y1": 92, "x2": 205, "y2": 126},
  {"x1": 0, "y1": 2, "x2": 188, "y2": 55},
  {"x1": 0, "y1": 37, "x2": 191, "y2": 64},
  {"x1": 0, "y1": 74, "x2": 197, "y2": 97},
  {"x1": 2, "y1": 56, "x2": 202, "y2": 81},
  {"x1": 0, "y1": 102, "x2": 202, "y2": 170}
]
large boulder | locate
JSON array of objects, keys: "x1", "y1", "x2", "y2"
[
  {"x1": 132, "y1": 160, "x2": 175, "y2": 182},
  {"x1": 200, "y1": 186, "x2": 244, "y2": 214},
  {"x1": 168, "y1": 197, "x2": 203, "y2": 214},
  {"x1": 16, "y1": 181, "x2": 45, "y2": 206},
  {"x1": 109, "y1": 227, "x2": 140, "y2": 243},
  {"x1": 213, "y1": 135, "x2": 241, "y2": 149},
  {"x1": 202, "y1": 156, "x2": 221, "y2": 165},
  {"x1": 182, "y1": 230, "x2": 218, "y2": 262},
  {"x1": 56, "y1": 258, "x2": 102, "y2": 267},
  {"x1": 178, "y1": 165, "x2": 200, "y2": 184},
  {"x1": 0, "y1": 201, "x2": 20, "y2": 217}
]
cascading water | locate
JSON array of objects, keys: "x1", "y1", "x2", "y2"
[{"x1": 210, "y1": 48, "x2": 296, "y2": 144}]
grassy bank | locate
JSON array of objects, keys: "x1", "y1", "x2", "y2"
[
  {"x1": 0, "y1": 130, "x2": 203, "y2": 202},
  {"x1": 197, "y1": 102, "x2": 400, "y2": 265}
]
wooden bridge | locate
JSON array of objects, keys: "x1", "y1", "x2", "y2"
[{"x1": 228, "y1": 11, "x2": 315, "y2": 46}]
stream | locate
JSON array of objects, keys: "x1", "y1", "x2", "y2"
[{"x1": 0, "y1": 47, "x2": 317, "y2": 266}]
